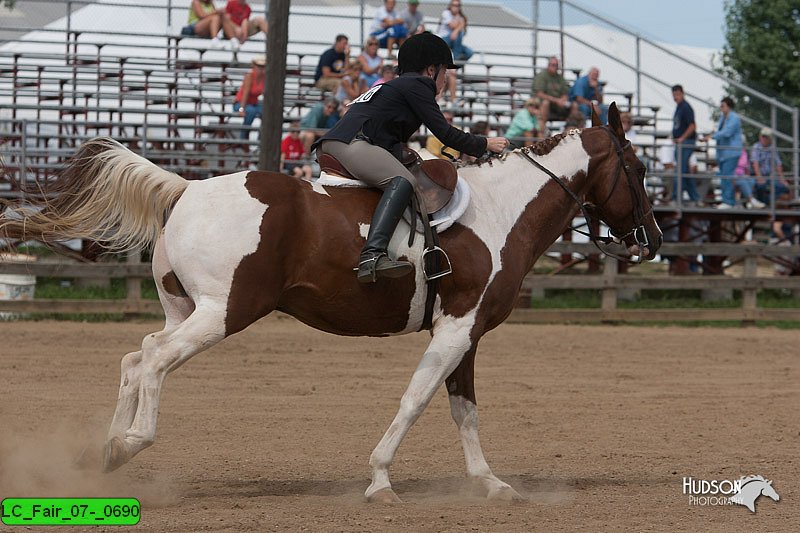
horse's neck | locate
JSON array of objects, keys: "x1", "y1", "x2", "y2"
[{"x1": 459, "y1": 138, "x2": 591, "y2": 270}]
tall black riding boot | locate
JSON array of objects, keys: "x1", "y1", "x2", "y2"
[{"x1": 357, "y1": 176, "x2": 415, "y2": 283}]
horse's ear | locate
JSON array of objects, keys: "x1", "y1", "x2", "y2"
[
  {"x1": 607, "y1": 102, "x2": 625, "y2": 141},
  {"x1": 768, "y1": 480, "x2": 773, "y2": 485},
  {"x1": 591, "y1": 104, "x2": 601, "y2": 127}
]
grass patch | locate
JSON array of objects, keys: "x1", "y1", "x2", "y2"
[{"x1": 34, "y1": 278, "x2": 159, "y2": 300}]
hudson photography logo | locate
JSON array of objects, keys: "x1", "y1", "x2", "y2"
[{"x1": 682, "y1": 475, "x2": 780, "y2": 512}]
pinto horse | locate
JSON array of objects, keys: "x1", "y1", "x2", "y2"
[{"x1": 0, "y1": 103, "x2": 661, "y2": 502}]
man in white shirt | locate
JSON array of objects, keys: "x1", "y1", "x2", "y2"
[{"x1": 370, "y1": 0, "x2": 408, "y2": 56}]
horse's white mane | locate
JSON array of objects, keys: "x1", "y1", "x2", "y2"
[{"x1": 739, "y1": 474, "x2": 769, "y2": 485}]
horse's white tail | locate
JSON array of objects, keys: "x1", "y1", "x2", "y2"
[{"x1": 0, "y1": 137, "x2": 188, "y2": 252}]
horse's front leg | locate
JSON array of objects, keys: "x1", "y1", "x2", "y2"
[
  {"x1": 446, "y1": 344, "x2": 524, "y2": 501},
  {"x1": 365, "y1": 324, "x2": 472, "y2": 503}
]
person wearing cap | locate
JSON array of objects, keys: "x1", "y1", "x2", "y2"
[
  {"x1": 752, "y1": 127, "x2": 790, "y2": 205},
  {"x1": 314, "y1": 32, "x2": 508, "y2": 283},
  {"x1": 233, "y1": 55, "x2": 266, "y2": 140},
  {"x1": 401, "y1": 0, "x2": 426, "y2": 36},
  {"x1": 505, "y1": 98, "x2": 541, "y2": 146}
]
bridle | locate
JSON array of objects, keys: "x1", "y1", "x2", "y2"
[{"x1": 516, "y1": 126, "x2": 652, "y2": 264}]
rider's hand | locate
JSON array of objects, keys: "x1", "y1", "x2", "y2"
[{"x1": 486, "y1": 137, "x2": 510, "y2": 154}]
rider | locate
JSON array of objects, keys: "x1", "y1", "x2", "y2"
[{"x1": 314, "y1": 32, "x2": 508, "y2": 283}]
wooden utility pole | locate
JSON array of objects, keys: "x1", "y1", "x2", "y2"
[{"x1": 258, "y1": 0, "x2": 290, "y2": 171}]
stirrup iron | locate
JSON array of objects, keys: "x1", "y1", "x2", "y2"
[{"x1": 422, "y1": 245, "x2": 452, "y2": 281}]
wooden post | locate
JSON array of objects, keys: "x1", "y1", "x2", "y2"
[
  {"x1": 601, "y1": 254, "x2": 618, "y2": 321},
  {"x1": 258, "y1": 0, "x2": 290, "y2": 171},
  {"x1": 741, "y1": 254, "x2": 757, "y2": 324}
]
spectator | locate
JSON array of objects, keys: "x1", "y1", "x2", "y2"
[
  {"x1": 752, "y1": 127, "x2": 790, "y2": 205},
  {"x1": 532, "y1": 56, "x2": 574, "y2": 135},
  {"x1": 570, "y1": 67, "x2": 608, "y2": 125},
  {"x1": 232, "y1": 55, "x2": 265, "y2": 140},
  {"x1": 425, "y1": 110, "x2": 460, "y2": 160},
  {"x1": 370, "y1": 0, "x2": 408, "y2": 56},
  {"x1": 437, "y1": 1, "x2": 473, "y2": 61},
  {"x1": 359, "y1": 37, "x2": 384, "y2": 87},
  {"x1": 371, "y1": 64, "x2": 397, "y2": 87},
  {"x1": 563, "y1": 106, "x2": 586, "y2": 131},
  {"x1": 733, "y1": 144, "x2": 759, "y2": 207},
  {"x1": 704, "y1": 97, "x2": 754, "y2": 209},
  {"x1": 671, "y1": 84, "x2": 701, "y2": 203},
  {"x1": 336, "y1": 60, "x2": 367, "y2": 104},
  {"x1": 505, "y1": 98, "x2": 541, "y2": 146},
  {"x1": 401, "y1": 0, "x2": 426, "y2": 36},
  {"x1": 470, "y1": 120, "x2": 489, "y2": 135},
  {"x1": 657, "y1": 140, "x2": 699, "y2": 204},
  {"x1": 282, "y1": 122, "x2": 313, "y2": 179},
  {"x1": 223, "y1": 0, "x2": 268, "y2": 50},
  {"x1": 300, "y1": 97, "x2": 341, "y2": 154},
  {"x1": 434, "y1": 1, "x2": 472, "y2": 107},
  {"x1": 314, "y1": 34, "x2": 350, "y2": 93},
  {"x1": 620, "y1": 112, "x2": 637, "y2": 144},
  {"x1": 462, "y1": 120, "x2": 490, "y2": 162},
  {"x1": 184, "y1": 0, "x2": 224, "y2": 47}
]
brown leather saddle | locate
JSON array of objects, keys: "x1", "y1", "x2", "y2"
[{"x1": 318, "y1": 147, "x2": 458, "y2": 214}]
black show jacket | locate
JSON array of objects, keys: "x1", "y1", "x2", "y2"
[{"x1": 314, "y1": 73, "x2": 487, "y2": 161}]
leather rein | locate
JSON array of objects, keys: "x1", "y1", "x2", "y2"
[{"x1": 515, "y1": 126, "x2": 652, "y2": 264}]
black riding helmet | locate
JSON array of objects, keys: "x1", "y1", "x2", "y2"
[{"x1": 397, "y1": 32, "x2": 458, "y2": 74}]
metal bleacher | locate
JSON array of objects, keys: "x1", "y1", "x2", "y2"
[{"x1": 2, "y1": 0, "x2": 800, "y2": 274}]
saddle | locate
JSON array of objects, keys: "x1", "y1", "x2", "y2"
[{"x1": 318, "y1": 147, "x2": 458, "y2": 214}]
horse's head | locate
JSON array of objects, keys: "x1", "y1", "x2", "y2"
[
  {"x1": 583, "y1": 103, "x2": 662, "y2": 259},
  {"x1": 761, "y1": 479, "x2": 780, "y2": 502}
]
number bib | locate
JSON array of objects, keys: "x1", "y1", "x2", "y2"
[{"x1": 349, "y1": 85, "x2": 382, "y2": 105}]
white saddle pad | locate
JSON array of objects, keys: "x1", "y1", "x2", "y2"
[{"x1": 316, "y1": 172, "x2": 471, "y2": 233}]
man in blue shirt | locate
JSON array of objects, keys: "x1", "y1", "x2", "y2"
[
  {"x1": 314, "y1": 35, "x2": 350, "y2": 92},
  {"x1": 671, "y1": 85, "x2": 701, "y2": 203},
  {"x1": 570, "y1": 67, "x2": 608, "y2": 124}
]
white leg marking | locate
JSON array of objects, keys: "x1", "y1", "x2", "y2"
[
  {"x1": 366, "y1": 317, "x2": 474, "y2": 500},
  {"x1": 107, "y1": 350, "x2": 143, "y2": 440},
  {"x1": 449, "y1": 395, "x2": 523, "y2": 500},
  {"x1": 104, "y1": 304, "x2": 226, "y2": 471}
]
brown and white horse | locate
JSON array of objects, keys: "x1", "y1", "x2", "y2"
[{"x1": 1, "y1": 103, "x2": 661, "y2": 502}]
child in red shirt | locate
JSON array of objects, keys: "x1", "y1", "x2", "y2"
[
  {"x1": 223, "y1": 0, "x2": 268, "y2": 49},
  {"x1": 281, "y1": 122, "x2": 312, "y2": 179}
]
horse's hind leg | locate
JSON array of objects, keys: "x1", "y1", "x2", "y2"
[
  {"x1": 103, "y1": 302, "x2": 226, "y2": 472},
  {"x1": 446, "y1": 345, "x2": 524, "y2": 501},
  {"x1": 105, "y1": 235, "x2": 195, "y2": 464}
]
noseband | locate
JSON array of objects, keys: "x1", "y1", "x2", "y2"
[{"x1": 517, "y1": 126, "x2": 651, "y2": 264}]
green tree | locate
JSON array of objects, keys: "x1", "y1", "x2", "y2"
[{"x1": 720, "y1": 0, "x2": 800, "y2": 143}]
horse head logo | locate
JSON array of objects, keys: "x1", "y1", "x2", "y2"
[{"x1": 729, "y1": 475, "x2": 780, "y2": 513}]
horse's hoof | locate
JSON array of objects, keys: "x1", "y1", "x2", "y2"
[
  {"x1": 366, "y1": 487, "x2": 403, "y2": 503},
  {"x1": 102, "y1": 437, "x2": 129, "y2": 473},
  {"x1": 487, "y1": 485, "x2": 526, "y2": 502}
]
